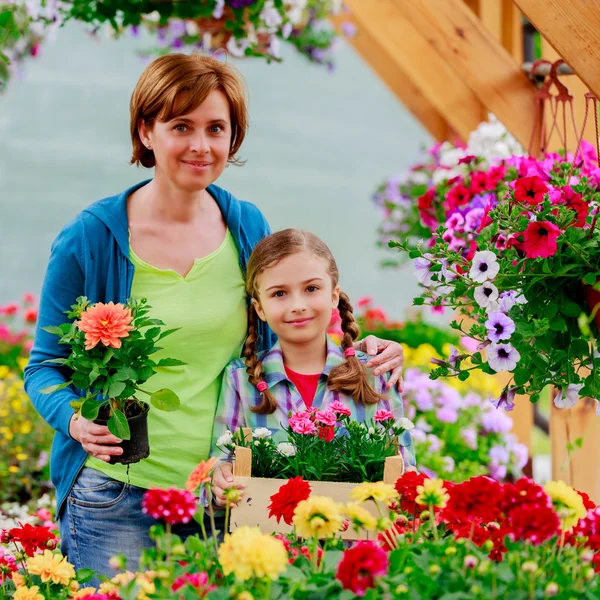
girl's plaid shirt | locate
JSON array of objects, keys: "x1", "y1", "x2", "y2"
[{"x1": 211, "y1": 336, "x2": 416, "y2": 467}]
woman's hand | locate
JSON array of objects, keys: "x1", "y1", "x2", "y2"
[
  {"x1": 212, "y1": 462, "x2": 246, "y2": 508},
  {"x1": 69, "y1": 415, "x2": 123, "y2": 462},
  {"x1": 354, "y1": 335, "x2": 405, "y2": 392}
]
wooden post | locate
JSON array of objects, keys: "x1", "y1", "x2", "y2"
[
  {"x1": 392, "y1": 0, "x2": 538, "y2": 152},
  {"x1": 233, "y1": 427, "x2": 253, "y2": 477},
  {"x1": 330, "y1": 12, "x2": 451, "y2": 141},
  {"x1": 383, "y1": 455, "x2": 405, "y2": 485},
  {"x1": 514, "y1": 0, "x2": 600, "y2": 99},
  {"x1": 343, "y1": 0, "x2": 485, "y2": 141}
]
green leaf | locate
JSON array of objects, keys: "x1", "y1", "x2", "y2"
[
  {"x1": 408, "y1": 250, "x2": 421, "y2": 259},
  {"x1": 108, "y1": 409, "x2": 130, "y2": 440},
  {"x1": 144, "y1": 327, "x2": 161, "y2": 340},
  {"x1": 560, "y1": 299, "x2": 583, "y2": 317},
  {"x1": 150, "y1": 389, "x2": 181, "y2": 412},
  {"x1": 81, "y1": 399, "x2": 102, "y2": 421},
  {"x1": 108, "y1": 380, "x2": 127, "y2": 398},
  {"x1": 102, "y1": 348, "x2": 114, "y2": 364},
  {"x1": 513, "y1": 368, "x2": 530, "y2": 386},
  {"x1": 40, "y1": 381, "x2": 71, "y2": 395},
  {"x1": 155, "y1": 358, "x2": 186, "y2": 367},
  {"x1": 41, "y1": 357, "x2": 69, "y2": 365},
  {"x1": 76, "y1": 568, "x2": 96, "y2": 584},
  {"x1": 583, "y1": 272, "x2": 597, "y2": 286},
  {"x1": 114, "y1": 367, "x2": 137, "y2": 381},
  {"x1": 470, "y1": 352, "x2": 482, "y2": 365},
  {"x1": 89, "y1": 366, "x2": 101, "y2": 384},
  {"x1": 72, "y1": 371, "x2": 91, "y2": 390},
  {"x1": 413, "y1": 298, "x2": 425, "y2": 306},
  {"x1": 549, "y1": 315, "x2": 567, "y2": 332},
  {"x1": 158, "y1": 327, "x2": 180, "y2": 340},
  {"x1": 458, "y1": 371, "x2": 470, "y2": 381},
  {"x1": 541, "y1": 303, "x2": 558, "y2": 319},
  {"x1": 542, "y1": 259, "x2": 552, "y2": 274},
  {"x1": 42, "y1": 325, "x2": 64, "y2": 336}
]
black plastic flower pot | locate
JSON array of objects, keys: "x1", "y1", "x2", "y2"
[{"x1": 94, "y1": 402, "x2": 150, "y2": 465}]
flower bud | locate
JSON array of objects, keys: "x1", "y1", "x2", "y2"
[
  {"x1": 0, "y1": 530, "x2": 12, "y2": 544},
  {"x1": 237, "y1": 592, "x2": 254, "y2": 600},
  {"x1": 171, "y1": 544, "x2": 186, "y2": 555},
  {"x1": 463, "y1": 555, "x2": 478, "y2": 569},
  {"x1": 157, "y1": 568, "x2": 171, "y2": 580},
  {"x1": 585, "y1": 566, "x2": 595, "y2": 581},
  {"x1": 109, "y1": 555, "x2": 126, "y2": 571},
  {"x1": 396, "y1": 514, "x2": 408, "y2": 526},
  {"x1": 444, "y1": 546, "x2": 457, "y2": 557},
  {"x1": 224, "y1": 487, "x2": 241, "y2": 505},
  {"x1": 340, "y1": 520, "x2": 349, "y2": 532},
  {"x1": 46, "y1": 538, "x2": 57, "y2": 550},
  {"x1": 419, "y1": 510, "x2": 431, "y2": 522},
  {"x1": 483, "y1": 539, "x2": 494, "y2": 552},
  {"x1": 395, "y1": 584, "x2": 409, "y2": 594},
  {"x1": 487, "y1": 521, "x2": 501, "y2": 531},
  {"x1": 69, "y1": 581, "x2": 80, "y2": 592},
  {"x1": 403, "y1": 567, "x2": 413, "y2": 575},
  {"x1": 429, "y1": 564, "x2": 441, "y2": 575},
  {"x1": 522, "y1": 561, "x2": 538, "y2": 574},
  {"x1": 470, "y1": 585, "x2": 482, "y2": 595},
  {"x1": 477, "y1": 560, "x2": 490, "y2": 575},
  {"x1": 545, "y1": 582, "x2": 559, "y2": 597}
]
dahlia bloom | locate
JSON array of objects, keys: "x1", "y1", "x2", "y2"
[
  {"x1": 26, "y1": 550, "x2": 76, "y2": 586},
  {"x1": 76, "y1": 302, "x2": 133, "y2": 350},
  {"x1": 141, "y1": 488, "x2": 197, "y2": 525},
  {"x1": 336, "y1": 541, "x2": 388, "y2": 596},
  {"x1": 292, "y1": 496, "x2": 344, "y2": 539},
  {"x1": 185, "y1": 457, "x2": 219, "y2": 492}
]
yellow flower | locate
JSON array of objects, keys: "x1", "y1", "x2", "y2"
[
  {"x1": 98, "y1": 582, "x2": 117, "y2": 594},
  {"x1": 416, "y1": 478, "x2": 450, "y2": 509},
  {"x1": 218, "y1": 527, "x2": 287, "y2": 581},
  {"x1": 292, "y1": 496, "x2": 344, "y2": 539},
  {"x1": 71, "y1": 588, "x2": 98, "y2": 598},
  {"x1": 27, "y1": 550, "x2": 76, "y2": 586},
  {"x1": 0, "y1": 366, "x2": 10, "y2": 379},
  {"x1": 13, "y1": 586, "x2": 44, "y2": 600},
  {"x1": 544, "y1": 480, "x2": 587, "y2": 530},
  {"x1": 237, "y1": 593, "x2": 254, "y2": 600},
  {"x1": 349, "y1": 482, "x2": 398, "y2": 505},
  {"x1": 343, "y1": 503, "x2": 378, "y2": 530},
  {"x1": 16, "y1": 453, "x2": 28, "y2": 460},
  {"x1": 12, "y1": 572, "x2": 26, "y2": 588},
  {"x1": 8, "y1": 466, "x2": 19, "y2": 473}
]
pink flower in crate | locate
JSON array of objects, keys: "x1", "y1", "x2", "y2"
[
  {"x1": 374, "y1": 409, "x2": 395, "y2": 423},
  {"x1": 290, "y1": 418, "x2": 318, "y2": 436},
  {"x1": 314, "y1": 409, "x2": 337, "y2": 427},
  {"x1": 329, "y1": 401, "x2": 352, "y2": 416}
]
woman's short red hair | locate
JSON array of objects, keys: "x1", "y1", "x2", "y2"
[{"x1": 129, "y1": 54, "x2": 249, "y2": 168}]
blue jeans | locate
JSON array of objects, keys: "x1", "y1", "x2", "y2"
[{"x1": 59, "y1": 467, "x2": 221, "y2": 588}]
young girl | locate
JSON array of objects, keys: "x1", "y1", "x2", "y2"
[{"x1": 210, "y1": 229, "x2": 415, "y2": 506}]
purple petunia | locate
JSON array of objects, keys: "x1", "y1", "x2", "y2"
[
  {"x1": 487, "y1": 343, "x2": 521, "y2": 373},
  {"x1": 480, "y1": 408, "x2": 513, "y2": 433},
  {"x1": 227, "y1": 0, "x2": 257, "y2": 7},
  {"x1": 490, "y1": 386, "x2": 517, "y2": 411},
  {"x1": 414, "y1": 254, "x2": 434, "y2": 286},
  {"x1": 485, "y1": 312, "x2": 515, "y2": 343}
]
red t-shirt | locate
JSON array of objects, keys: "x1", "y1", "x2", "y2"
[{"x1": 284, "y1": 366, "x2": 321, "y2": 409}]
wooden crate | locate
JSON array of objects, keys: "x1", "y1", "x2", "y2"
[{"x1": 230, "y1": 439, "x2": 405, "y2": 540}]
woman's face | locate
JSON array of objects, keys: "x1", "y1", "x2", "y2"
[{"x1": 140, "y1": 90, "x2": 232, "y2": 192}]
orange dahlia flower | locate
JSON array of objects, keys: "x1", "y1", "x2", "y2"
[
  {"x1": 76, "y1": 302, "x2": 134, "y2": 350},
  {"x1": 186, "y1": 457, "x2": 220, "y2": 492}
]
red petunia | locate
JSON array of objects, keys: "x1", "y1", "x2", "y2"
[
  {"x1": 141, "y1": 488, "x2": 197, "y2": 525},
  {"x1": 514, "y1": 176, "x2": 549, "y2": 205},
  {"x1": 470, "y1": 172, "x2": 494, "y2": 194},
  {"x1": 487, "y1": 164, "x2": 506, "y2": 186},
  {"x1": 394, "y1": 471, "x2": 429, "y2": 515},
  {"x1": 562, "y1": 187, "x2": 589, "y2": 227},
  {"x1": 267, "y1": 477, "x2": 311, "y2": 525},
  {"x1": 418, "y1": 190, "x2": 435, "y2": 211},
  {"x1": 446, "y1": 184, "x2": 472, "y2": 209},
  {"x1": 336, "y1": 541, "x2": 388, "y2": 597},
  {"x1": 522, "y1": 221, "x2": 562, "y2": 259},
  {"x1": 442, "y1": 476, "x2": 502, "y2": 524},
  {"x1": 458, "y1": 154, "x2": 477, "y2": 165},
  {"x1": 8, "y1": 523, "x2": 57, "y2": 557}
]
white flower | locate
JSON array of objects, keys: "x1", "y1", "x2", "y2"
[
  {"x1": 432, "y1": 167, "x2": 461, "y2": 185},
  {"x1": 486, "y1": 300, "x2": 500, "y2": 314},
  {"x1": 469, "y1": 250, "x2": 500, "y2": 283},
  {"x1": 216, "y1": 431, "x2": 233, "y2": 448},
  {"x1": 226, "y1": 36, "x2": 249, "y2": 58},
  {"x1": 277, "y1": 442, "x2": 296, "y2": 457},
  {"x1": 474, "y1": 282, "x2": 499, "y2": 308},
  {"x1": 212, "y1": 0, "x2": 225, "y2": 19},
  {"x1": 487, "y1": 343, "x2": 521, "y2": 372},
  {"x1": 414, "y1": 254, "x2": 434, "y2": 286},
  {"x1": 253, "y1": 427, "x2": 272, "y2": 439},
  {"x1": 554, "y1": 384, "x2": 584, "y2": 409},
  {"x1": 399, "y1": 417, "x2": 415, "y2": 431},
  {"x1": 186, "y1": 21, "x2": 200, "y2": 36},
  {"x1": 368, "y1": 427, "x2": 375, "y2": 435},
  {"x1": 260, "y1": 1, "x2": 283, "y2": 29},
  {"x1": 281, "y1": 21, "x2": 293, "y2": 39}
]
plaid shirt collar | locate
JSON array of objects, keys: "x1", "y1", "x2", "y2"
[{"x1": 261, "y1": 336, "x2": 346, "y2": 388}]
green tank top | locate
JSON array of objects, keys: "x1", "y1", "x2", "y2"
[{"x1": 86, "y1": 230, "x2": 247, "y2": 489}]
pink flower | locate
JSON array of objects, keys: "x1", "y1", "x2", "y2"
[
  {"x1": 314, "y1": 409, "x2": 337, "y2": 427},
  {"x1": 76, "y1": 301, "x2": 134, "y2": 350},
  {"x1": 172, "y1": 572, "x2": 214, "y2": 597},
  {"x1": 522, "y1": 221, "x2": 562, "y2": 259},
  {"x1": 141, "y1": 488, "x2": 197, "y2": 525},
  {"x1": 24, "y1": 308, "x2": 38, "y2": 324},
  {"x1": 336, "y1": 541, "x2": 389, "y2": 596},
  {"x1": 0, "y1": 304, "x2": 18, "y2": 316},
  {"x1": 329, "y1": 401, "x2": 352, "y2": 416},
  {"x1": 288, "y1": 411, "x2": 313, "y2": 431},
  {"x1": 374, "y1": 409, "x2": 395, "y2": 422},
  {"x1": 290, "y1": 419, "x2": 318, "y2": 435},
  {"x1": 356, "y1": 297, "x2": 372, "y2": 308},
  {"x1": 23, "y1": 293, "x2": 36, "y2": 305}
]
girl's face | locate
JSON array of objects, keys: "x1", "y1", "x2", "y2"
[
  {"x1": 252, "y1": 251, "x2": 340, "y2": 345},
  {"x1": 139, "y1": 90, "x2": 232, "y2": 192}
]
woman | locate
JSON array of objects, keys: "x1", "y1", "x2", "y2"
[{"x1": 24, "y1": 54, "x2": 405, "y2": 581}]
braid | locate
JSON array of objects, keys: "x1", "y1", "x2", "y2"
[
  {"x1": 243, "y1": 304, "x2": 278, "y2": 414},
  {"x1": 328, "y1": 292, "x2": 385, "y2": 405}
]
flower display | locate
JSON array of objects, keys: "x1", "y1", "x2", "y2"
[{"x1": 141, "y1": 488, "x2": 197, "y2": 525}]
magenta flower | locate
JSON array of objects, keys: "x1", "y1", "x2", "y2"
[
  {"x1": 314, "y1": 409, "x2": 337, "y2": 427},
  {"x1": 329, "y1": 401, "x2": 352, "y2": 416},
  {"x1": 290, "y1": 419, "x2": 318, "y2": 435},
  {"x1": 373, "y1": 409, "x2": 395, "y2": 422}
]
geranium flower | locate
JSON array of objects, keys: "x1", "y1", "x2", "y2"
[
  {"x1": 514, "y1": 176, "x2": 549, "y2": 205},
  {"x1": 522, "y1": 221, "x2": 562, "y2": 259},
  {"x1": 293, "y1": 496, "x2": 344, "y2": 538},
  {"x1": 554, "y1": 384, "x2": 583, "y2": 409},
  {"x1": 141, "y1": 488, "x2": 197, "y2": 525},
  {"x1": 218, "y1": 527, "x2": 287, "y2": 581},
  {"x1": 487, "y1": 343, "x2": 521, "y2": 372},
  {"x1": 267, "y1": 477, "x2": 311, "y2": 525},
  {"x1": 474, "y1": 282, "x2": 499, "y2": 308},
  {"x1": 469, "y1": 250, "x2": 499, "y2": 283},
  {"x1": 76, "y1": 301, "x2": 134, "y2": 350},
  {"x1": 335, "y1": 541, "x2": 388, "y2": 597},
  {"x1": 26, "y1": 550, "x2": 76, "y2": 586},
  {"x1": 185, "y1": 457, "x2": 219, "y2": 492},
  {"x1": 329, "y1": 400, "x2": 351, "y2": 416},
  {"x1": 415, "y1": 478, "x2": 449, "y2": 509},
  {"x1": 485, "y1": 312, "x2": 515, "y2": 343},
  {"x1": 9, "y1": 523, "x2": 57, "y2": 557},
  {"x1": 350, "y1": 482, "x2": 397, "y2": 504}
]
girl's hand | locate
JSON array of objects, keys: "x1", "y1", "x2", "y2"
[
  {"x1": 212, "y1": 462, "x2": 246, "y2": 508},
  {"x1": 69, "y1": 415, "x2": 123, "y2": 462},
  {"x1": 355, "y1": 335, "x2": 405, "y2": 392}
]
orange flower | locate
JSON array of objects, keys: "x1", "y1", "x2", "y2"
[
  {"x1": 186, "y1": 457, "x2": 219, "y2": 492},
  {"x1": 76, "y1": 302, "x2": 134, "y2": 350}
]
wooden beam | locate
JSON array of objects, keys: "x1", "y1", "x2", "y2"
[
  {"x1": 392, "y1": 0, "x2": 538, "y2": 152},
  {"x1": 514, "y1": 0, "x2": 600, "y2": 100},
  {"x1": 501, "y1": 0, "x2": 524, "y2": 62},
  {"x1": 343, "y1": 0, "x2": 485, "y2": 141},
  {"x1": 330, "y1": 13, "x2": 450, "y2": 141}
]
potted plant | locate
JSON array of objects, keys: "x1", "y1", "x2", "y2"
[{"x1": 40, "y1": 296, "x2": 183, "y2": 464}]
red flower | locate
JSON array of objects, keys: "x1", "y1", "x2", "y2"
[
  {"x1": 470, "y1": 172, "x2": 494, "y2": 194},
  {"x1": 507, "y1": 503, "x2": 560, "y2": 544},
  {"x1": 577, "y1": 489, "x2": 597, "y2": 512},
  {"x1": 267, "y1": 477, "x2": 311, "y2": 525},
  {"x1": 448, "y1": 522, "x2": 493, "y2": 547},
  {"x1": 446, "y1": 184, "x2": 472, "y2": 209},
  {"x1": 394, "y1": 471, "x2": 430, "y2": 515},
  {"x1": 458, "y1": 154, "x2": 477, "y2": 165},
  {"x1": 141, "y1": 488, "x2": 197, "y2": 525},
  {"x1": 8, "y1": 523, "x2": 57, "y2": 557},
  {"x1": 318, "y1": 425, "x2": 335, "y2": 442},
  {"x1": 171, "y1": 572, "x2": 214, "y2": 597},
  {"x1": 522, "y1": 221, "x2": 561, "y2": 259},
  {"x1": 336, "y1": 541, "x2": 388, "y2": 597},
  {"x1": 514, "y1": 176, "x2": 549, "y2": 205},
  {"x1": 442, "y1": 476, "x2": 502, "y2": 524},
  {"x1": 561, "y1": 187, "x2": 589, "y2": 227},
  {"x1": 0, "y1": 549, "x2": 17, "y2": 580},
  {"x1": 418, "y1": 190, "x2": 435, "y2": 210},
  {"x1": 499, "y1": 478, "x2": 551, "y2": 517},
  {"x1": 23, "y1": 308, "x2": 38, "y2": 324},
  {"x1": 487, "y1": 164, "x2": 506, "y2": 186},
  {"x1": 377, "y1": 522, "x2": 409, "y2": 551}
]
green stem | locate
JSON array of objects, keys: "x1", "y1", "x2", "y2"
[
  {"x1": 429, "y1": 504, "x2": 438, "y2": 542},
  {"x1": 134, "y1": 387, "x2": 152, "y2": 396},
  {"x1": 311, "y1": 535, "x2": 319, "y2": 574}
]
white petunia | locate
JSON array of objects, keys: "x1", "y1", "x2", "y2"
[
  {"x1": 253, "y1": 427, "x2": 272, "y2": 439},
  {"x1": 216, "y1": 431, "x2": 233, "y2": 448},
  {"x1": 487, "y1": 343, "x2": 521, "y2": 372},
  {"x1": 399, "y1": 417, "x2": 415, "y2": 431},
  {"x1": 414, "y1": 254, "x2": 434, "y2": 286},
  {"x1": 469, "y1": 250, "x2": 500, "y2": 283},
  {"x1": 474, "y1": 282, "x2": 499, "y2": 308},
  {"x1": 554, "y1": 384, "x2": 584, "y2": 409},
  {"x1": 277, "y1": 442, "x2": 297, "y2": 457}
]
